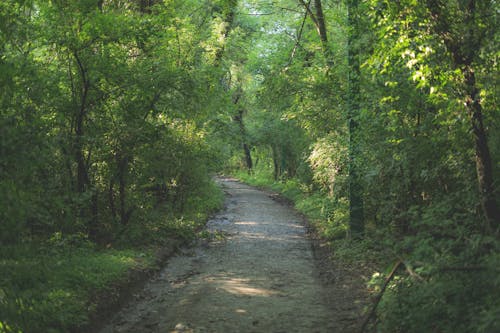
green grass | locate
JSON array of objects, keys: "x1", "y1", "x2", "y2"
[
  {"x1": 0, "y1": 179, "x2": 225, "y2": 333},
  {"x1": 0, "y1": 244, "x2": 155, "y2": 333}
]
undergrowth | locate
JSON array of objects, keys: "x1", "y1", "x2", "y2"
[
  {"x1": 234, "y1": 170, "x2": 500, "y2": 333},
  {"x1": 0, "y1": 179, "x2": 224, "y2": 333}
]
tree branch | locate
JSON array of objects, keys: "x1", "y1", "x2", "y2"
[
  {"x1": 360, "y1": 260, "x2": 403, "y2": 333},
  {"x1": 287, "y1": 9, "x2": 309, "y2": 66},
  {"x1": 298, "y1": 0, "x2": 320, "y2": 34}
]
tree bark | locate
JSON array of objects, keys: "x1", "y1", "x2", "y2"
[
  {"x1": 298, "y1": 0, "x2": 333, "y2": 66},
  {"x1": 347, "y1": 0, "x2": 364, "y2": 237},
  {"x1": 73, "y1": 51, "x2": 90, "y2": 195},
  {"x1": 243, "y1": 143, "x2": 253, "y2": 171},
  {"x1": 109, "y1": 179, "x2": 117, "y2": 220},
  {"x1": 313, "y1": 0, "x2": 329, "y2": 56},
  {"x1": 234, "y1": 108, "x2": 253, "y2": 172},
  {"x1": 73, "y1": 50, "x2": 100, "y2": 238},
  {"x1": 272, "y1": 146, "x2": 280, "y2": 181},
  {"x1": 464, "y1": 66, "x2": 499, "y2": 231},
  {"x1": 116, "y1": 153, "x2": 130, "y2": 225}
]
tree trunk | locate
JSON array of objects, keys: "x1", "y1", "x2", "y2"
[
  {"x1": 347, "y1": 0, "x2": 364, "y2": 237},
  {"x1": 234, "y1": 108, "x2": 253, "y2": 172},
  {"x1": 109, "y1": 179, "x2": 117, "y2": 220},
  {"x1": 243, "y1": 143, "x2": 253, "y2": 171},
  {"x1": 89, "y1": 190, "x2": 99, "y2": 240},
  {"x1": 75, "y1": 114, "x2": 88, "y2": 194},
  {"x1": 464, "y1": 66, "x2": 499, "y2": 232},
  {"x1": 117, "y1": 154, "x2": 129, "y2": 225},
  {"x1": 462, "y1": 0, "x2": 499, "y2": 232},
  {"x1": 299, "y1": 0, "x2": 333, "y2": 66},
  {"x1": 425, "y1": 0, "x2": 499, "y2": 232},
  {"x1": 272, "y1": 146, "x2": 280, "y2": 181},
  {"x1": 73, "y1": 51, "x2": 90, "y2": 194},
  {"x1": 73, "y1": 50, "x2": 100, "y2": 238},
  {"x1": 313, "y1": 0, "x2": 329, "y2": 58}
]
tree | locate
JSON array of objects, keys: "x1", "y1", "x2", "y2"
[
  {"x1": 298, "y1": 0, "x2": 332, "y2": 65},
  {"x1": 0, "y1": 0, "x2": 239, "y2": 244},
  {"x1": 423, "y1": 0, "x2": 499, "y2": 232},
  {"x1": 346, "y1": 0, "x2": 364, "y2": 237}
]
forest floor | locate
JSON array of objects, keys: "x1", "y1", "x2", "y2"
[{"x1": 97, "y1": 177, "x2": 370, "y2": 333}]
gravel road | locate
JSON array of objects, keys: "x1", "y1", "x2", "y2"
[{"x1": 99, "y1": 177, "x2": 340, "y2": 333}]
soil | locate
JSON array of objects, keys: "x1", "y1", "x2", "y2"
[{"x1": 98, "y1": 177, "x2": 369, "y2": 333}]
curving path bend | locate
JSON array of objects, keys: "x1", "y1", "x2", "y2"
[{"x1": 99, "y1": 177, "x2": 338, "y2": 333}]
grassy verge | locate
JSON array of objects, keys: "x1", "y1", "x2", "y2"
[
  {"x1": 0, "y1": 245, "x2": 155, "y2": 333},
  {"x1": 0, "y1": 180, "x2": 224, "y2": 333},
  {"x1": 234, "y1": 171, "x2": 500, "y2": 332}
]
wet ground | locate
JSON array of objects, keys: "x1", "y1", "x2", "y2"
[{"x1": 99, "y1": 177, "x2": 365, "y2": 333}]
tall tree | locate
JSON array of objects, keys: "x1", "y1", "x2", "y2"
[
  {"x1": 346, "y1": 0, "x2": 364, "y2": 237},
  {"x1": 214, "y1": 0, "x2": 238, "y2": 66},
  {"x1": 424, "y1": 0, "x2": 499, "y2": 232},
  {"x1": 232, "y1": 85, "x2": 253, "y2": 171},
  {"x1": 298, "y1": 0, "x2": 333, "y2": 66}
]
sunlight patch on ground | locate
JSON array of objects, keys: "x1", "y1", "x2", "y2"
[
  {"x1": 234, "y1": 220, "x2": 304, "y2": 229},
  {"x1": 206, "y1": 276, "x2": 278, "y2": 297},
  {"x1": 170, "y1": 323, "x2": 193, "y2": 333},
  {"x1": 237, "y1": 231, "x2": 304, "y2": 242},
  {"x1": 234, "y1": 221, "x2": 258, "y2": 226}
]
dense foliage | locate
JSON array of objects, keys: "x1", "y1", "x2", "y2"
[
  {"x1": 1, "y1": 0, "x2": 498, "y2": 332},
  {"x1": 0, "y1": 0, "x2": 232, "y2": 246},
  {"x1": 223, "y1": 1, "x2": 499, "y2": 332},
  {"x1": 1, "y1": 1, "x2": 229, "y2": 331}
]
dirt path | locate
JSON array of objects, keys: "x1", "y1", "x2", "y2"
[{"x1": 99, "y1": 178, "x2": 350, "y2": 333}]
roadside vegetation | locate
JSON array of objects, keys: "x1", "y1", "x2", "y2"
[
  {"x1": 225, "y1": 1, "x2": 499, "y2": 331},
  {"x1": 1, "y1": 0, "x2": 498, "y2": 332},
  {"x1": 0, "y1": 184, "x2": 223, "y2": 333},
  {"x1": 1, "y1": 1, "x2": 226, "y2": 331}
]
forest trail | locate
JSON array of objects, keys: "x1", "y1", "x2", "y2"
[{"x1": 99, "y1": 177, "x2": 341, "y2": 333}]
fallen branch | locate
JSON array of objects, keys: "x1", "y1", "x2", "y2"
[
  {"x1": 400, "y1": 258, "x2": 424, "y2": 282},
  {"x1": 360, "y1": 260, "x2": 403, "y2": 333}
]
